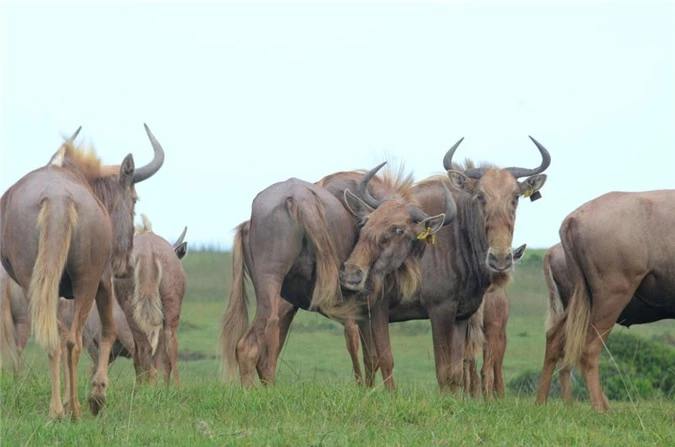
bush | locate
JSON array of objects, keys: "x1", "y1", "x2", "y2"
[{"x1": 508, "y1": 331, "x2": 675, "y2": 400}]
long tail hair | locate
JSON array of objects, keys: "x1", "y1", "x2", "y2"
[
  {"x1": 220, "y1": 221, "x2": 251, "y2": 381},
  {"x1": 130, "y1": 253, "x2": 164, "y2": 356},
  {"x1": 28, "y1": 199, "x2": 78, "y2": 353},
  {"x1": 465, "y1": 300, "x2": 486, "y2": 360},
  {"x1": 561, "y1": 223, "x2": 592, "y2": 367}
]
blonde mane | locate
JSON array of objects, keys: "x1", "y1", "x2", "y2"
[{"x1": 51, "y1": 141, "x2": 120, "y2": 179}]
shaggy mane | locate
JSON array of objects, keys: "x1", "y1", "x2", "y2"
[{"x1": 56, "y1": 141, "x2": 120, "y2": 179}]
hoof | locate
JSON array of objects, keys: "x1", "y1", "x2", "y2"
[{"x1": 88, "y1": 394, "x2": 106, "y2": 416}]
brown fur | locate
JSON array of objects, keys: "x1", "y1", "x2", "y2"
[
  {"x1": 115, "y1": 221, "x2": 188, "y2": 386},
  {"x1": 0, "y1": 268, "x2": 23, "y2": 373}
]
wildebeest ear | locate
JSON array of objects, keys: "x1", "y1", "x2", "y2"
[
  {"x1": 343, "y1": 189, "x2": 374, "y2": 219},
  {"x1": 512, "y1": 243, "x2": 527, "y2": 262},
  {"x1": 447, "y1": 170, "x2": 478, "y2": 194},
  {"x1": 519, "y1": 174, "x2": 547, "y2": 201},
  {"x1": 174, "y1": 242, "x2": 188, "y2": 260},
  {"x1": 421, "y1": 213, "x2": 445, "y2": 235},
  {"x1": 120, "y1": 154, "x2": 135, "y2": 187}
]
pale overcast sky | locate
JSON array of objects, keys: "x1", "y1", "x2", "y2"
[{"x1": 2, "y1": 1, "x2": 673, "y2": 250}]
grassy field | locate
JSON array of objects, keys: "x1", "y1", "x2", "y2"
[{"x1": 2, "y1": 250, "x2": 674, "y2": 446}]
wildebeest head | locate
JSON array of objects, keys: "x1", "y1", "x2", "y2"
[
  {"x1": 339, "y1": 162, "x2": 456, "y2": 296},
  {"x1": 50, "y1": 124, "x2": 165, "y2": 277},
  {"x1": 444, "y1": 137, "x2": 549, "y2": 274}
]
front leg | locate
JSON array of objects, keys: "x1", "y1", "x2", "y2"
[
  {"x1": 357, "y1": 297, "x2": 395, "y2": 390},
  {"x1": 428, "y1": 302, "x2": 462, "y2": 393}
]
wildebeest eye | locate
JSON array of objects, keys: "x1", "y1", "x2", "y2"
[
  {"x1": 395, "y1": 227, "x2": 405, "y2": 236},
  {"x1": 512, "y1": 195, "x2": 519, "y2": 207},
  {"x1": 475, "y1": 194, "x2": 486, "y2": 206}
]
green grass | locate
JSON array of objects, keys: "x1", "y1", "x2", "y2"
[{"x1": 2, "y1": 249, "x2": 674, "y2": 446}]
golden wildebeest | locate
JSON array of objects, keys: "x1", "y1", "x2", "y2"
[
  {"x1": 537, "y1": 234, "x2": 675, "y2": 411},
  {"x1": 461, "y1": 284, "x2": 510, "y2": 400},
  {"x1": 325, "y1": 137, "x2": 549, "y2": 392},
  {"x1": 221, "y1": 163, "x2": 455, "y2": 388},
  {"x1": 0, "y1": 264, "x2": 134, "y2": 376},
  {"x1": 0, "y1": 124, "x2": 164, "y2": 419},
  {"x1": 114, "y1": 215, "x2": 188, "y2": 386}
]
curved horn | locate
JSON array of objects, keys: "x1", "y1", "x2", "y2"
[
  {"x1": 357, "y1": 162, "x2": 387, "y2": 209},
  {"x1": 440, "y1": 183, "x2": 457, "y2": 225},
  {"x1": 133, "y1": 123, "x2": 166, "y2": 183},
  {"x1": 442, "y1": 137, "x2": 465, "y2": 171},
  {"x1": 406, "y1": 205, "x2": 429, "y2": 223},
  {"x1": 504, "y1": 136, "x2": 551, "y2": 179},
  {"x1": 68, "y1": 126, "x2": 82, "y2": 142},
  {"x1": 173, "y1": 226, "x2": 188, "y2": 249}
]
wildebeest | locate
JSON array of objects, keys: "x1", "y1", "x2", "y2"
[
  {"x1": 0, "y1": 124, "x2": 164, "y2": 419},
  {"x1": 323, "y1": 137, "x2": 549, "y2": 391},
  {"x1": 221, "y1": 164, "x2": 454, "y2": 388},
  {"x1": 0, "y1": 265, "x2": 30, "y2": 374},
  {"x1": 114, "y1": 215, "x2": 188, "y2": 386},
  {"x1": 461, "y1": 284, "x2": 510, "y2": 400},
  {"x1": 536, "y1": 229, "x2": 675, "y2": 411},
  {"x1": 0, "y1": 265, "x2": 134, "y2": 376}
]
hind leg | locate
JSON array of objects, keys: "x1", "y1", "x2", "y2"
[
  {"x1": 259, "y1": 300, "x2": 297, "y2": 379},
  {"x1": 559, "y1": 364, "x2": 573, "y2": 404},
  {"x1": 164, "y1": 326, "x2": 180, "y2": 387},
  {"x1": 536, "y1": 318, "x2": 565, "y2": 405},
  {"x1": 87, "y1": 275, "x2": 117, "y2": 417},
  {"x1": 48, "y1": 336, "x2": 64, "y2": 419}
]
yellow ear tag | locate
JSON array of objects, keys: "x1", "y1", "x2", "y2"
[
  {"x1": 523, "y1": 187, "x2": 535, "y2": 198},
  {"x1": 417, "y1": 227, "x2": 435, "y2": 245}
]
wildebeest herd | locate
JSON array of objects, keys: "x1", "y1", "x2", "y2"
[{"x1": 0, "y1": 126, "x2": 672, "y2": 419}]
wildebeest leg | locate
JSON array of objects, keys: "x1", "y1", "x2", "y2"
[
  {"x1": 357, "y1": 317, "x2": 378, "y2": 387},
  {"x1": 535, "y1": 317, "x2": 565, "y2": 405},
  {"x1": 357, "y1": 298, "x2": 394, "y2": 390},
  {"x1": 48, "y1": 328, "x2": 65, "y2": 419},
  {"x1": 87, "y1": 276, "x2": 117, "y2": 417},
  {"x1": 492, "y1": 328, "x2": 507, "y2": 399},
  {"x1": 163, "y1": 326, "x2": 180, "y2": 387},
  {"x1": 559, "y1": 365, "x2": 573, "y2": 404},
  {"x1": 429, "y1": 304, "x2": 461, "y2": 393},
  {"x1": 343, "y1": 319, "x2": 363, "y2": 385},
  {"x1": 64, "y1": 281, "x2": 98, "y2": 420}
]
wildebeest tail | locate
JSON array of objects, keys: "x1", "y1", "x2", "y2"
[
  {"x1": 464, "y1": 300, "x2": 486, "y2": 360},
  {"x1": 0, "y1": 277, "x2": 19, "y2": 372},
  {"x1": 29, "y1": 198, "x2": 78, "y2": 353},
  {"x1": 220, "y1": 221, "x2": 250, "y2": 381},
  {"x1": 130, "y1": 252, "x2": 164, "y2": 356},
  {"x1": 543, "y1": 249, "x2": 565, "y2": 332},
  {"x1": 287, "y1": 193, "x2": 359, "y2": 321},
  {"x1": 561, "y1": 219, "x2": 592, "y2": 367}
]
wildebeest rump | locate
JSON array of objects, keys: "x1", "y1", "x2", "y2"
[
  {"x1": 221, "y1": 164, "x2": 454, "y2": 388},
  {"x1": 114, "y1": 216, "x2": 188, "y2": 386},
  {"x1": 536, "y1": 236, "x2": 675, "y2": 410},
  {"x1": 0, "y1": 124, "x2": 164, "y2": 419},
  {"x1": 318, "y1": 137, "x2": 549, "y2": 391}
]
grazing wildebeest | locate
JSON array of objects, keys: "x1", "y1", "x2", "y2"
[
  {"x1": 221, "y1": 163, "x2": 455, "y2": 388},
  {"x1": 114, "y1": 215, "x2": 188, "y2": 386},
  {"x1": 328, "y1": 137, "x2": 549, "y2": 392},
  {"x1": 0, "y1": 124, "x2": 164, "y2": 419},
  {"x1": 536, "y1": 233, "x2": 675, "y2": 410},
  {"x1": 461, "y1": 284, "x2": 510, "y2": 400}
]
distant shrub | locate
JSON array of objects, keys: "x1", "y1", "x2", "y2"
[
  {"x1": 508, "y1": 331, "x2": 675, "y2": 400},
  {"x1": 518, "y1": 249, "x2": 545, "y2": 268}
]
